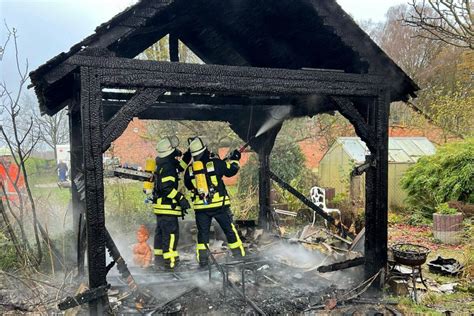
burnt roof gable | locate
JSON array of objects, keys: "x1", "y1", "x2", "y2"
[{"x1": 30, "y1": 0, "x2": 418, "y2": 116}]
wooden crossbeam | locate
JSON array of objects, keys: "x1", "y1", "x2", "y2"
[
  {"x1": 102, "y1": 92, "x2": 292, "y2": 106},
  {"x1": 67, "y1": 55, "x2": 384, "y2": 97},
  {"x1": 102, "y1": 88, "x2": 165, "y2": 151}
]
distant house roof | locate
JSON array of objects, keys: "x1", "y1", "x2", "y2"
[
  {"x1": 0, "y1": 147, "x2": 11, "y2": 157},
  {"x1": 335, "y1": 137, "x2": 436, "y2": 164},
  {"x1": 30, "y1": 0, "x2": 419, "y2": 116}
]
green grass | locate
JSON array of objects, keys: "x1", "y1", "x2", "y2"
[{"x1": 104, "y1": 178, "x2": 156, "y2": 229}]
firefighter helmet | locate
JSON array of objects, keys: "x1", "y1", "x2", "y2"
[
  {"x1": 156, "y1": 138, "x2": 176, "y2": 158},
  {"x1": 189, "y1": 137, "x2": 207, "y2": 157}
]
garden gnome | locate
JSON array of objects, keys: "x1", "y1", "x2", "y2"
[{"x1": 133, "y1": 225, "x2": 152, "y2": 268}]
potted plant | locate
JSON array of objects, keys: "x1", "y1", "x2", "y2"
[{"x1": 433, "y1": 203, "x2": 463, "y2": 245}]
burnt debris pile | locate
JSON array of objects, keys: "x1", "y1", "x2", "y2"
[{"x1": 96, "y1": 225, "x2": 394, "y2": 315}]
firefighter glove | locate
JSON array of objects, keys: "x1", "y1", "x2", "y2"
[
  {"x1": 230, "y1": 149, "x2": 241, "y2": 161},
  {"x1": 144, "y1": 196, "x2": 153, "y2": 204},
  {"x1": 182, "y1": 149, "x2": 192, "y2": 164},
  {"x1": 174, "y1": 148, "x2": 183, "y2": 158},
  {"x1": 178, "y1": 198, "x2": 191, "y2": 211}
]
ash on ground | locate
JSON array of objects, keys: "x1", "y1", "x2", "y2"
[{"x1": 105, "y1": 228, "x2": 385, "y2": 315}]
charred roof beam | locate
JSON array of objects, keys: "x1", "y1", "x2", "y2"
[{"x1": 66, "y1": 55, "x2": 384, "y2": 99}]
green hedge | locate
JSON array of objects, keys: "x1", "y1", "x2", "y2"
[{"x1": 401, "y1": 138, "x2": 474, "y2": 217}]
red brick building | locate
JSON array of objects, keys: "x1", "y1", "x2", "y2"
[
  {"x1": 111, "y1": 120, "x2": 448, "y2": 184},
  {"x1": 109, "y1": 119, "x2": 157, "y2": 168}
]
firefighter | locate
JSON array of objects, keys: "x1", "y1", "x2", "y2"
[
  {"x1": 184, "y1": 137, "x2": 245, "y2": 267},
  {"x1": 144, "y1": 137, "x2": 192, "y2": 270}
]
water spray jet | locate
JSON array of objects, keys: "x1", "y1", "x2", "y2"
[
  {"x1": 230, "y1": 105, "x2": 293, "y2": 156},
  {"x1": 255, "y1": 105, "x2": 292, "y2": 138}
]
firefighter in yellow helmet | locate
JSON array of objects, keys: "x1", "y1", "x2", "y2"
[
  {"x1": 184, "y1": 137, "x2": 245, "y2": 267},
  {"x1": 144, "y1": 137, "x2": 192, "y2": 270}
]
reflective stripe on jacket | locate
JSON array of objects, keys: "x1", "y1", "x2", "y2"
[{"x1": 152, "y1": 157, "x2": 184, "y2": 216}]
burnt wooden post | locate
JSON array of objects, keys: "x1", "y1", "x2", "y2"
[
  {"x1": 80, "y1": 67, "x2": 109, "y2": 314},
  {"x1": 258, "y1": 149, "x2": 271, "y2": 229},
  {"x1": 69, "y1": 75, "x2": 86, "y2": 276},
  {"x1": 332, "y1": 93, "x2": 390, "y2": 281},
  {"x1": 169, "y1": 33, "x2": 179, "y2": 62},
  {"x1": 255, "y1": 127, "x2": 280, "y2": 230},
  {"x1": 365, "y1": 91, "x2": 390, "y2": 279}
]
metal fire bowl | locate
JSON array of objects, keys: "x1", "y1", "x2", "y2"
[{"x1": 391, "y1": 243, "x2": 430, "y2": 267}]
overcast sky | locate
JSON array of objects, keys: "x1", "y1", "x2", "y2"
[{"x1": 0, "y1": 0, "x2": 407, "y2": 92}]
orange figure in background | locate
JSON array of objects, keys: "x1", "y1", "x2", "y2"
[{"x1": 133, "y1": 225, "x2": 152, "y2": 268}]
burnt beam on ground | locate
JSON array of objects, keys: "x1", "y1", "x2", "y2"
[
  {"x1": 317, "y1": 257, "x2": 365, "y2": 273},
  {"x1": 66, "y1": 55, "x2": 384, "y2": 97}
]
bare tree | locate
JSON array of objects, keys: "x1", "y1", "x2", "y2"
[
  {"x1": 383, "y1": 5, "x2": 445, "y2": 81},
  {"x1": 145, "y1": 120, "x2": 241, "y2": 154},
  {"x1": 33, "y1": 107, "x2": 69, "y2": 161},
  {"x1": 404, "y1": 0, "x2": 473, "y2": 49},
  {"x1": 0, "y1": 25, "x2": 44, "y2": 265}
]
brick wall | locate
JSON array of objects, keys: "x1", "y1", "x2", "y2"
[
  {"x1": 109, "y1": 118, "x2": 157, "y2": 168},
  {"x1": 111, "y1": 120, "x2": 448, "y2": 185}
]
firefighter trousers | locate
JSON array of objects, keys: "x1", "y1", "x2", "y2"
[
  {"x1": 195, "y1": 206, "x2": 245, "y2": 266},
  {"x1": 154, "y1": 215, "x2": 180, "y2": 269}
]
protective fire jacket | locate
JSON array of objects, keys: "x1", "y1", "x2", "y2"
[
  {"x1": 184, "y1": 155, "x2": 239, "y2": 210},
  {"x1": 152, "y1": 156, "x2": 187, "y2": 216}
]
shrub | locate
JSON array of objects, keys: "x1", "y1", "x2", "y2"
[
  {"x1": 435, "y1": 202, "x2": 458, "y2": 215},
  {"x1": 0, "y1": 232, "x2": 20, "y2": 270},
  {"x1": 401, "y1": 138, "x2": 474, "y2": 217},
  {"x1": 25, "y1": 157, "x2": 55, "y2": 176},
  {"x1": 238, "y1": 142, "x2": 308, "y2": 196},
  {"x1": 105, "y1": 180, "x2": 154, "y2": 229}
]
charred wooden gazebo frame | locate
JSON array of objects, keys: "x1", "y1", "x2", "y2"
[
  {"x1": 66, "y1": 52, "x2": 390, "y2": 310},
  {"x1": 29, "y1": 0, "x2": 419, "y2": 313}
]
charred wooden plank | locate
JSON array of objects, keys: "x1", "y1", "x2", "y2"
[
  {"x1": 67, "y1": 55, "x2": 384, "y2": 86},
  {"x1": 102, "y1": 93, "x2": 293, "y2": 106},
  {"x1": 104, "y1": 228, "x2": 155, "y2": 305},
  {"x1": 58, "y1": 284, "x2": 110, "y2": 311},
  {"x1": 331, "y1": 96, "x2": 376, "y2": 152},
  {"x1": 69, "y1": 74, "x2": 86, "y2": 275},
  {"x1": 97, "y1": 71, "x2": 380, "y2": 97},
  {"x1": 268, "y1": 170, "x2": 337, "y2": 226},
  {"x1": 102, "y1": 88, "x2": 164, "y2": 151},
  {"x1": 80, "y1": 67, "x2": 109, "y2": 314},
  {"x1": 317, "y1": 257, "x2": 365, "y2": 273},
  {"x1": 103, "y1": 104, "x2": 233, "y2": 122}
]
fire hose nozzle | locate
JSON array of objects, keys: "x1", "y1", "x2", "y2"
[{"x1": 238, "y1": 136, "x2": 256, "y2": 153}]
